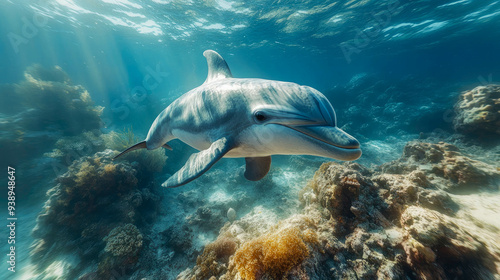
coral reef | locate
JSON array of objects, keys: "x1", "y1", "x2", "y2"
[
  {"x1": 103, "y1": 224, "x2": 143, "y2": 257},
  {"x1": 381, "y1": 141, "x2": 500, "y2": 193},
  {"x1": 30, "y1": 150, "x2": 160, "y2": 279},
  {"x1": 0, "y1": 65, "x2": 103, "y2": 166},
  {"x1": 454, "y1": 85, "x2": 500, "y2": 136},
  {"x1": 98, "y1": 223, "x2": 144, "y2": 278},
  {"x1": 14, "y1": 64, "x2": 103, "y2": 135},
  {"x1": 179, "y1": 141, "x2": 500, "y2": 280}
]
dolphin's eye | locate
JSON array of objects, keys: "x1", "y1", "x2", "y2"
[{"x1": 254, "y1": 111, "x2": 267, "y2": 122}]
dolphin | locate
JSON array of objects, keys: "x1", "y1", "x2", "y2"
[{"x1": 114, "y1": 50, "x2": 361, "y2": 188}]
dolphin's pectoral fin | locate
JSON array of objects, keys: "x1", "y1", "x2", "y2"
[
  {"x1": 162, "y1": 137, "x2": 233, "y2": 188},
  {"x1": 162, "y1": 143, "x2": 173, "y2": 150},
  {"x1": 244, "y1": 156, "x2": 271, "y2": 181},
  {"x1": 203, "y1": 50, "x2": 233, "y2": 84}
]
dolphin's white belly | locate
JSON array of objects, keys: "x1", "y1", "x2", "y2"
[{"x1": 171, "y1": 129, "x2": 212, "y2": 151}]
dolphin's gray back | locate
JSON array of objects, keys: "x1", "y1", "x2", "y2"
[
  {"x1": 170, "y1": 78, "x2": 314, "y2": 134},
  {"x1": 147, "y1": 77, "x2": 319, "y2": 150}
]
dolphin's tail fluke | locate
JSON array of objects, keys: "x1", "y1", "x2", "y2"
[{"x1": 113, "y1": 141, "x2": 147, "y2": 160}]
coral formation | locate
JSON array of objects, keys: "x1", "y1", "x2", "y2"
[
  {"x1": 454, "y1": 85, "x2": 500, "y2": 135},
  {"x1": 0, "y1": 65, "x2": 103, "y2": 166},
  {"x1": 103, "y1": 223, "x2": 143, "y2": 257},
  {"x1": 179, "y1": 140, "x2": 500, "y2": 280},
  {"x1": 14, "y1": 64, "x2": 103, "y2": 135},
  {"x1": 98, "y1": 223, "x2": 144, "y2": 278},
  {"x1": 381, "y1": 141, "x2": 500, "y2": 193},
  {"x1": 31, "y1": 150, "x2": 160, "y2": 278},
  {"x1": 44, "y1": 130, "x2": 105, "y2": 161}
]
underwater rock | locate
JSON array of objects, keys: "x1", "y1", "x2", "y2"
[
  {"x1": 453, "y1": 85, "x2": 500, "y2": 136},
  {"x1": 381, "y1": 141, "x2": 500, "y2": 193},
  {"x1": 30, "y1": 149, "x2": 160, "y2": 279},
  {"x1": 179, "y1": 140, "x2": 500, "y2": 280},
  {"x1": 227, "y1": 208, "x2": 237, "y2": 222}
]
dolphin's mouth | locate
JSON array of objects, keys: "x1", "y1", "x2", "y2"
[{"x1": 282, "y1": 124, "x2": 361, "y2": 150}]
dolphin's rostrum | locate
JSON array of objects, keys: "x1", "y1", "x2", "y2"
[{"x1": 114, "y1": 50, "x2": 361, "y2": 188}]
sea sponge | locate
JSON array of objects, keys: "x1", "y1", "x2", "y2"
[
  {"x1": 233, "y1": 226, "x2": 310, "y2": 280},
  {"x1": 103, "y1": 224, "x2": 143, "y2": 257}
]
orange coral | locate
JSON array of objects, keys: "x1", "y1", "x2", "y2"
[{"x1": 234, "y1": 227, "x2": 310, "y2": 280}]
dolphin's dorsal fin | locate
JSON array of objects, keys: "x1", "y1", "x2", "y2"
[{"x1": 203, "y1": 50, "x2": 233, "y2": 84}]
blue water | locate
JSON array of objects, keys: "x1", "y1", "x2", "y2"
[{"x1": 0, "y1": 0, "x2": 499, "y2": 279}]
